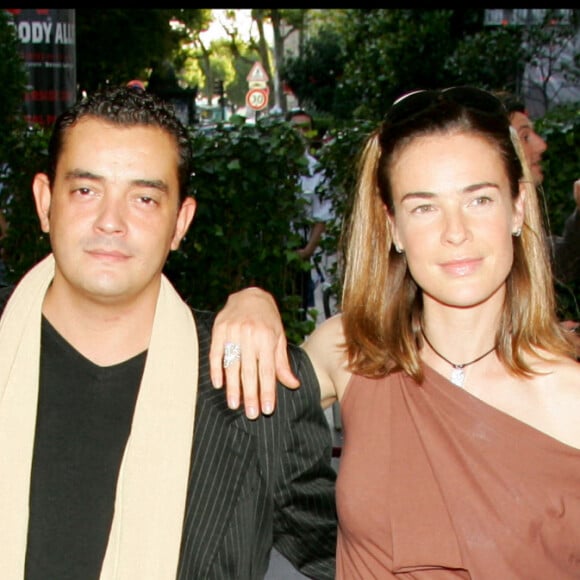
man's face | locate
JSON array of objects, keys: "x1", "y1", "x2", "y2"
[
  {"x1": 290, "y1": 113, "x2": 313, "y2": 139},
  {"x1": 33, "y1": 117, "x2": 196, "y2": 305},
  {"x1": 509, "y1": 111, "x2": 548, "y2": 185}
]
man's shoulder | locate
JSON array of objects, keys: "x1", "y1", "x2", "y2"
[
  {"x1": 191, "y1": 307, "x2": 215, "y2": 329},
  {"x1": 0, "y1": 284, "x2": 15, "y2": 315}
]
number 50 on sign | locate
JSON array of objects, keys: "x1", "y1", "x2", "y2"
[{"x1": 246, "y1": 88, "x2": 269, "y2": 111}]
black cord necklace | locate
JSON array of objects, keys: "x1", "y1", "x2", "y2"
[{"x1": 421, "y1": 329, "x2": 496, "y2": 388}]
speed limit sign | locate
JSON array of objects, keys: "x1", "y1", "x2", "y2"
[{"x1": 246, "y1": 88, "x2": 269, "y2": 111}]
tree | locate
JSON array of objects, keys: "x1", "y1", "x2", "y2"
[
  {"x1": 282, "y1": 26, "x2": 346, "y2": 117},
  {"x1": 444, "y1": 9, "x2": 579, "y2": 114},
  {"x1": 519, "y1": 9, "x2": 579, "y2": 115},
  {"x1": 443, "y1": 26, "x2": 525, "y2": 91},
  {"x1": 75, "y1": 9, "x2": 210, "y2": 93},
  {"x1": 280, "y1": 9, "x2": 486, "y2": 123},
  {"x1": 340, "y1": 9, "x2": 477, "y2": 121},
  {"x1": 250, "y1": 9, "x2": 310, "y2": 113},
  {"x1": 0, "y1": 10, "x2": 27, "y2": 163}
]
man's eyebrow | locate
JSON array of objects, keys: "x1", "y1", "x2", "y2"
[
  {"x1": 63, "y1": 170, "x2": 169, "y2": 193},
  {"x1": 131, "y1": 178, "x2": 169, "y2": 193},
  {"x1": 64, "y1": 169, "x2": 103, "y2": 181}
]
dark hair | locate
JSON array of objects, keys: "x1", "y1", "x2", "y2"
[
  {"x1": 493, "y1": 90, "x2": 526, "y2": 117},
  {"x1": 285, "y1": 108, "x2": 313, "y2": 126},
  {"x1": 47, "y1": 86, "x2": 193, "y2": 203},
  {"x1": 377, "y1": 89, "x2": 521, "y2": 215}
]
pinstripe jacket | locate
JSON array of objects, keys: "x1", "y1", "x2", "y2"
[
  {"x1": 177, "y1": 310, "x2": 337, "y2": 579},
  {"x1": 0, "y1": 285, "x2": 337, "y2": 580}
]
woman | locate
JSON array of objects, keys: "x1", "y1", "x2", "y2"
[{"x1": 213, "y1": 87, "x2": 580, "y2": 577}]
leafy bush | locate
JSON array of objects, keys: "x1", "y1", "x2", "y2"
[
  {"x1": 1, "y1": 125, "x2": 51, "y2": 280},
  {"x1": 536, "y1": 103, "x2": 580, "y2": 320},
  {"x1": 536, "y1": 102, "x2": 579, "y2": 235},
  {"x1": 165, "y1": 116, "x2": 318, "y2": 343},
  {"x1": 0, "y1": 10, "x2": 27, "y2": 164}
]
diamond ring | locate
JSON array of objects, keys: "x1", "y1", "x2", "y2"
[{"x1": 223, "y1": 342, "x2": 241, "y2": 369}]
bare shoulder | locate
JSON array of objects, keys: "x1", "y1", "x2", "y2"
[
  {"x1": 553, "y1": 355, "x2": 580, "y2": 392},
  {"x1": 534, "y1": 352, "x2": 580, "y2": 387},
  {"x1": 302, "y1": 314, "x2": 350, "y2": 405},
  {"x1": 305, "y1": 313, "x2": 345, "y2": 345},
  {"x1": 508, "y1": 354, "x2": 580, "y2": 449},
  {"x1": 545, "y1": 356, "x2": 580, "y2": 449}
]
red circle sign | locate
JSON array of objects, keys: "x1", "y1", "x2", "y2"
[{"x1": 246, "y1": 88, "x2": 269, "y2": 111}]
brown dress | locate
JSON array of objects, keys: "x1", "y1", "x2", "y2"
[{"x1": 336, "y1": 364, "x2": 580, "y2": 579}]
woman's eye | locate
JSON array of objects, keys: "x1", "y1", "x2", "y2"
[
  {"x1": 411, "y1": 204, "x2": 433, "y2": 214},
  {"x1": 471, "y1": 196, "x2": 493, "y2": 206}
]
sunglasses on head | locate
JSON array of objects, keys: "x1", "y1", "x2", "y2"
[{"x1": 384, "y1": 86, "x2": 507, "y2": 125}]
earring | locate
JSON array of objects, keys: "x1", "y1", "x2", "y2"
[
  {"x1": 512, "y1": 227, "x2": 522, "y2": 237},
  {"x1": 394, "y1": 243, "x2": 403, "y2": 254}
]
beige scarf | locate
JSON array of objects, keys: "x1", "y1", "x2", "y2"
[{"x1": 0, "y1": 254, "x2": 199, "y2": 579}]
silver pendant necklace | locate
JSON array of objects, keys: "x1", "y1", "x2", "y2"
[{"x1": 421, "y1": 329, "x2": 496, "y2": 388}]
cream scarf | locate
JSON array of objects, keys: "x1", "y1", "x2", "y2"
[{"x1": 0, "y1": 254, "x2": 199, "y2": 579}]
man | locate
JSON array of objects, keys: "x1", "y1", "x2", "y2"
[
  {"x1": 287, "y1": 109, "x2": 333, "y2": 321},
  {"x1": 496, "y1": 91, "x2": 580, "y2": 288},
  {"x1": 0, "y1": 87, "x2": 336, "y2": 579}
]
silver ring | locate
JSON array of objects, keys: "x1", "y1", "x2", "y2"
[{"x1": 223, "y1": 342, "x2": 241, "y2": 369}]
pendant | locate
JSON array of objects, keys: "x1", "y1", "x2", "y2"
[{"x1": 450, "y1": 366, "x2": 465, "y2": 388}]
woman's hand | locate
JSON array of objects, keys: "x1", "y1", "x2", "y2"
[{"x1": 210, "y1": 287, "x2": 300, "y2": 419}]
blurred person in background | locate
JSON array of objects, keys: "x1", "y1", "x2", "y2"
[
  {"x1": 496, "y1": 91, "x2": 580, "y2": 290},
  {"x1": 287, "y1": 109, "x2": 333, "y2": 322}
]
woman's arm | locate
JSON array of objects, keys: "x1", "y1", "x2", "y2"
[
  {"x1": 209, "y1": 287, "x2": 345, "y2": 417},
  {"x1": 209, "y1": 287, "x2": 299, "y2": 419},
  {"x1": 303, "y1": 314, "x2": 348, "y2": 408}
]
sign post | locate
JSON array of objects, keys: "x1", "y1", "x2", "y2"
[{"x1": 245, "y1": 61, "x2": 269, "y2": 121}]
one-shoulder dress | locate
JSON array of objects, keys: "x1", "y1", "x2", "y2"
[{"x1": 336, "y1": 364, "x2": 580, "y2": 579}]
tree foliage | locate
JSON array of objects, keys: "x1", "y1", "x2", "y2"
[
  {"x1": 165, "y1": 117, "x2": 317, "y2": 342},
  {"x1": 282, "y1": 27, "x2": 346, "y2": 117},
  {"x1": 0, "y1": 10, "x2": 27, "y2": 163},
  {"x1": 281, "y1": 9, "x2": 577, "y2": 124},
  {"x1": 443, "y1": 26, "x2": 525, "y2": 90},
  {"x1": 75, "y1": 9, "x2": 211, "y2": 93}
]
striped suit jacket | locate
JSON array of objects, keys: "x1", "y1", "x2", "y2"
[
  {"x1": 0, "y1": 287, "x2": 337, "y2": 579},
  {"x1": 177, "y1": 310, "x2": 337, "y2": 579}
]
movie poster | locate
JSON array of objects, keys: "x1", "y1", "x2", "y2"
[{"x1": 6, "y1": 9, "x2": 76, "y2": 127}]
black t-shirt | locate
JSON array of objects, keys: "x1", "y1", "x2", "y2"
[{"x1": 24, "y1": 316, "x2": 146, "y2": 580}]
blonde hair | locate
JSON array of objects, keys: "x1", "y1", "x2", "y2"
[{"x1": 340, "y1": 99, "x2": 575, "y2": 381}]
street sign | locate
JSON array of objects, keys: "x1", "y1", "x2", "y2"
[
  {"x1": 246, "y1": 61, "x2": 269, "y2": 85},
  {"x1": 246, "y1": 88, "x2": 269, "y2": 111}
]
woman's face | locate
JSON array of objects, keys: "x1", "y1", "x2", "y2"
[{"x1": 389, "y1": 132, "x2": 525, "y2": 310}]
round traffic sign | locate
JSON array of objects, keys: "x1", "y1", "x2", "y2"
[{"x1": 246, "y1": 88, "x2": 269, "y2": 111}]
